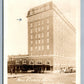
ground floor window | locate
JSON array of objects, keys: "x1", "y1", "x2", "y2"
[{"x1": 46, "y1": 66, "x2": 50, "y2": 70}]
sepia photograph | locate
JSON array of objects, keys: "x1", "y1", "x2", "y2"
[{"x1": 4, "y1": 0, "x2": 80, "y2": 84}]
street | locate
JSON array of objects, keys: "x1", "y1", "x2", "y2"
[{"x1": 8, "y1": 73, "x2": 76, "y2": 84}]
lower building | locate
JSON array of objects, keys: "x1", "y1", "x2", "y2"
[{"x1": 8, "y1": 55, "x2": 75, "y2": 73}]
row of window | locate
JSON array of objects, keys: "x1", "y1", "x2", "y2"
[
  {"x1": 30, "y1": 32, "x2": 49, "y2": 39},
  {"x1": 30, "y1": 25, "x2": 49, "y2": 33},
  {"x1": 30, "y1": 19, "x2": 49, "y2": 27},
  {"x1": 30, "y1": 38, "x2": 49, "y2": 44},
  {"x1": 16, "y1": 60, "x2": 50, "y2": 65},
  {"x1": 30, "y1": 45, "x2": 50, "y2": 51}
]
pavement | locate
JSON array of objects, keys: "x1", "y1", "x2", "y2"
[
  {"x1": 8, "y1": 71, "x2": 75, "y2": 78},
  {"x1": 8, "y1": 71, "x2": 57, "y2": 78},
  {"x1": 8, "y1": 73, "x2": 76, "y2": 84},
  {"x1": 8, "y1": 73, "x2": 29, "y2": 78}
]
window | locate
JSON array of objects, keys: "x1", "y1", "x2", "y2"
[
  {"x1": 38, "y1": 46, "x2": 40, "y2": 51},
  {"x1": 38, "y1": 40, "x2": 40, "y2": 44},
  {"x1": 38, "y1": 61, "x2": 42, "y2": 64},
  {"x1": 47, "y1": 25, "x2": 49, "y2": 30},
  {"x1": 16, "y1": 60, "x2": 19, "y2": 64},
  {"x1": 47, "y1": 19, "x2": 49, "y2": 24},
  {"x1": 35, "y1": 40, "x2": 37, "y2": 44},
  {"x1": 47, "y1": 61, "x2": 50, "y2": 64},
  {"x1": 31, "y1": 41, "x2": 33, "y2": 44},
  {"x1": 47, "y1": 45, "x2": 49, "y2": 50},
  {"x1": 42, "y1": 33, "x2": 44, "y2": 38},
  {"x1": 35, "y1": 46, "x2": 37, "y2": 49},
  {"x1": 37, "y1": 60, "x2": 42, "y2": 64},
  {"x1": 30, "y1": 29, "x2": 33, "y2": 33},
  {"x1": 30, "y1": 47, "x2": 33, "y2": 51},
  {"x1": 42, "y1": 20, "x2": 43, "y2": 24},
  {"x1": 42, "y1": 26, "x2": 44, "y2": 30},
  {"x1": 35, "y1": 34, "x2": 37, "y2": 38},
  {"x1": 47, "y1": 32, "x2": 49, "y2": 37},
  {"x1": 42, "y1": 39, "x2": 44, "y2": 44},
  {"x1": 35, "y1": 28, "x2": 37, "y2": 32},
  {"x1": 30, "y1": 61, "x2": 33, "y2": 64},
  {"x1": 30, "y1": 53, "x2": 32, "y2": 55},
  {"x1": 31, "y1": 35, "x2": 33, "y2": 39},
  {"x1": 47, "y1": 39, "x2": 49, "y2": 43},
  {"x1": 38, "y1": 21, "x2": 40, "y2": 25},
  {"x1": 47, "y1": 66, "x2": 50, "y2": 70},
  {"x1": 29, "y1": 60, "x2": 34, "y2": 64},
  {"x1": 22, "y1": 60, "x2": 27, "y2": 64},
  {"x1": 38, "y1": 27, "x2": 40, "y2": 31},
  {"x1": 42, "y1": 45, "x2": 44, "y2": 50},
  {"x1": 34, "y1": 22, "x2": 37, "y2": 27},
  {"x1": 38, "y1": 34, "x2": 40, "y2": 38},
  {"x1": 30, "y1": 11, "x2": 33, "y2": 15},
  {"x1": 30, "y1": 23, "x2": 33, "y2": 27}
]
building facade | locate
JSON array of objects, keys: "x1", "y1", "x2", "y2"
[
  {"x1": 27, "y1": 2, "x2": 53, "y2": 56},
  {"x1": 27, "y1": 2, "x2": 76, "y2": 71},
  {"x1": 8, "y1": 2, "x2": 76, "y2": 73}
]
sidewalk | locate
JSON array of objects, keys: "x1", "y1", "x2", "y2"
[
  {"x1": 8, "y1": 71, "x2": 62, "y2": 78},
  {"x1": 8, "y1": 73, "x2": 28, "y2": 78}
]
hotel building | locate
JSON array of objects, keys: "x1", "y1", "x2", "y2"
[
  {"x1": 27, "y1": 1, "x2": 76, "y2": 70},
  {"x1": 8, "y1": 2, "x2": 76, "y2": 73}
]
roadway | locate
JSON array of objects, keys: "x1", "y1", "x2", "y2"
[{"x1": 8, "y1": 73, "x2": 76, "y2": 84}]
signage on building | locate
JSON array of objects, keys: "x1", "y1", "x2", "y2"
[{"x1": 28, "y1": 2, "x2": 52, "y2": 16}]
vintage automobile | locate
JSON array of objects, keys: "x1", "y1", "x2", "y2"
[{"x1": 63, "y1": 67, "x2": 76, "y2": 73}]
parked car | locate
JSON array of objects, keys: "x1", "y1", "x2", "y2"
[{"x1": 63, "y1": 67, "x2": 76, "y2": 73}]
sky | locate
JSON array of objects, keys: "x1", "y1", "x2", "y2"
[{"x1": 4, "y1": 0, "x2": 80, "y2": 55}]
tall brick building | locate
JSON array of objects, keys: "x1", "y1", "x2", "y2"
[
  {"x1": 8, "y1": 2, "x2": 76, "y2": 73},
  {"x1": 27, "y1": 2, "x2": 76, "y2": 71}
]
